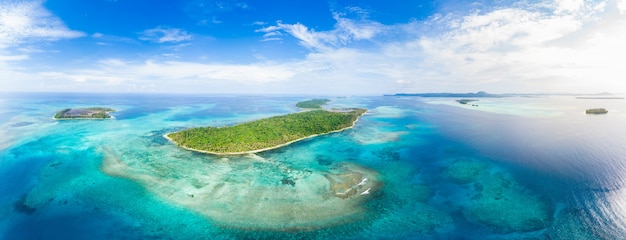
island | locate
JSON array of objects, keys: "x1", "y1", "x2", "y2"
[
  {"x1": 165, "y1": 108, "x2": 367, "y2": 155},
  {"x1": 576, "y1": 97, "x2": 624, "y2": 99},
  {"x1": 296, "y1": 98, "x2": 331, "y2": 109},
  {"x1": 53, "y1": 107, "x2": 116, "y2": 119},
  {"x1": 456, "y1": 99, "x2": 479, "y2": 106},
  {"x1": 576, "y1": 92, "x2": 624, "y2": 99},
  {"x1": 586, "y1": 108, "x2": 608, "y2": 114}
]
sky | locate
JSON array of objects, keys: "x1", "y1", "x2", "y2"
[{"x1": 1, "y1": 0, "x2": 625, "y2": 95}]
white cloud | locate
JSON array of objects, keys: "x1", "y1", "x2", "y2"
[
  {"x1": 0, "y1": 53, "x2": 29, "y2": 91},
  {"x1": 402, "y1": 0, "x2": 626, "y2": 93},
  {"x1": 258, "y1": 13, "x2": 385, "y2": 52},
  {"x1": 256, "y1": 25, "x2": 281, "y2": 32},
  {"x1": 442, "y1": 8, "x2": 583, "y2": 52},
  {"x1": 0, "y1": 1, "x2": 84, "y2": 48},
  {"x1": 99, "y1": 58, "x2": 126, "y2": 67},
  {"x1": 124, "y1": 60, "x2": 296, "y2": 84},
  {"x1": 88, "y1": 32, "x2": 139, "y2": 45},
  {"x1": 248, "y1": 0, "x2": 626, "y2": 94},
  {"x1": 261, "y1": 31, "x2": 282, "y2": 39},
  {"x1": 20, "y1": 58, "x2": 298, "y2": 92},
  {"x1": 139, "y1": 27, "x2": 193, "y2": 43},
  {"x1": 555, "y1": 0, "x2": 584, "y2": 13},
  {"x1": 618, "y1": 0, "x2": 626, "y2": 13},
  {"x1": 344, "y1": 6, "x2": 370, "y2": 18},
  {"x1": 4, "y1": 0, "x2": 626, "y2": 95},
  {"x1": 277, "y1": 23, "x2": 334, "y2": 51},
  {"x1": 0, "y1": 54, "x2": 28, "y2": 62},
  {"x1": 39, "y1": 71, "x2": 127, "y2": 84},
  {"x1": 255, "y1": 25, "x2": 285, "y2": 41}
]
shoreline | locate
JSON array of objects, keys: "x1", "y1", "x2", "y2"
[{"x1": 163, "y1": 110, "x2": 365, "y2": 155}]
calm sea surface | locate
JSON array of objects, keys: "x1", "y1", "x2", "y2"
[{"x1": 1, "y1": 93, "x2": 625, "y2": 239}]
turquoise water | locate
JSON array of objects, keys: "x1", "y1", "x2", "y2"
[{"x1": 1, "y1": 93, "x2": 625, "y2": 239}]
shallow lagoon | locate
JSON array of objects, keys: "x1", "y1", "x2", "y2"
[{"x1": 2, "y1": 93, "x2": 626, "y2": 239}]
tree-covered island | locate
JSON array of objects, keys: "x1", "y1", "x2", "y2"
[
  {"x1": 295, "y1": 99, "x2": 331, "y2": 109},
  {"x1": 165, "y1": 108, "x2": 367, "y2": 155},
  {"x1": 54, "y1": 107, "x2": 116, "y2": 119}
]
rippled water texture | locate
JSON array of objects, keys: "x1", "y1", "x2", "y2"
[{"x1": 1, "y1": 93, "x2": 626, "y2": 239}]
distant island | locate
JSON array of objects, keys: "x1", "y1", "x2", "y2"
[
  {"x1": 456, "y1": 99, "x2": 479, "y2": 106},
  {"x1": 576, "y1": 97, "x2": 624, "y2": 99},
  {"x1": 165, "y1": 108, "x2": 367, "y2": 155},
  {"x1": 54, "y1": 107, "x2": 116, "y2": 120},
  {"x1": 296, "y1": 98, "x2": 331, "y2": 109},
  {"x1": 586, "y1": 108, "x2": 608, "y2": 114},
  {"x1": 389, "y1": 92, "x2": 624, "y2": 98},
  {"x1": 390, "y1": 91, "x2": 504, "y2": 98}
]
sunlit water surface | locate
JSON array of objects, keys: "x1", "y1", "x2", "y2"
[{"x1": 1, "y1": 93, "x2": 626, "y2": 239}]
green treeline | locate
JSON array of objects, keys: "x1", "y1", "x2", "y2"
[
  {"x1": 84, "y1": 107, "x2": 116, "y2": 112},
  {"x1": 90, "y1": 112, "x2": 112, "y2": 119},
  {"x1": 167, "y1": 109, "x2": 366, "y2": 154},
  {"x1": 54, "y1": 108, "x2": 71, "y2": 119},
  {"x1": 296, "y1": 99, "x2": 331, "y2": 109}
]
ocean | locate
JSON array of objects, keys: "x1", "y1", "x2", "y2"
[{"x1": 1, "y1": 92, "x2": 625, "y2": 239}]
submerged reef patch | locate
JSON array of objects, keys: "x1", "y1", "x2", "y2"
[
  {"x1": 547, "y1": 209, "x2": 599, "y2": 239},
  {"x1": 368, "y1": 202, "x2": 454, "y2": 237},
  {"x1": 101, "y1": 147, "x2": 382, "y2": 231},
  {"x1": 13, "y1": 194, "x2": 37, "y2": 214},
  {"x1": 445, "y1": 160, "x2": 489, "y2": 184},
  {"x1": 369, "y1": 106, "x2": 408, "y2": 119},
  {"x1": 352, "y1": 127, "x2": 408, "y2": 144},
  {"x1": 445, "y1": 159, "x2": 554, "y2": 233}
]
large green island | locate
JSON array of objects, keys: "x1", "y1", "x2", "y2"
[
  {"x1": 165, "y1": 108, "x2": 367, "y2": 155},
  {"x1": 54, "y1": 107, "x2": 116, "y2": 119}
]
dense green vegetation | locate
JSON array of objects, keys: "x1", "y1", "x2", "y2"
[
  {"x1": 54, "y1": 107, "x2": 116, "y2": 119},
  {"x1": 296, "y1": 99, "x2": 331, "y2": 109},
  {"x1": 54, "y1": 109, "x2": 71, "y2": 119},
  {"x1": 84, "y1": 107, "x2": 116, "y2": 112},
  {"x1": 167, "y1": 108, "x2": 366, "y2": 154}
]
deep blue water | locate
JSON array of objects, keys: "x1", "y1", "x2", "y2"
[{"x1": 1, "y1": 93, "x2": 626, "y2": 239}]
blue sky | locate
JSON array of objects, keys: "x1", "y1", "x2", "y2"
[{"x1": 1, "y1": 0, "x2": 625, "y2": 94}]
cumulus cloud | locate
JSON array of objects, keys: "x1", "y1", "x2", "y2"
[
  {"x1": 30, "y1": 58, "x2": 297, "y2": 87},
  {"x1": 250, "y1": 0, "x2": 626, "y2": 93},
  {"x1": 131, "y1": 60, "x2": 295, "y2": 83},
  {"x1": 257, "y1": 12, "x2": 385, "y2": 52},
  {"x1": 139, "y1": 27, "x2": 193, "y2": 43},
  {"x1": 39, "y1": 70, "x2": 128, "y2": 84},
  {"x1": 0, "y1": 54, "x2": 28, "y2": 62},
  {"x1": 404, "y1": 0, "x2": 626, "y2": 92},
  {"x1": 0, "y1": 1, "x2": 84, "y2": 48},
  {"x1": 619, "y1": 0, "x2": 626, "y2": 13},
  {"x1": 4, "y1": 0, "x2": 626, "y2": 94}
]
